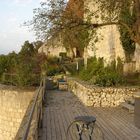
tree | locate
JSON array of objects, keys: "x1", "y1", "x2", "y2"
[
  {"x1": 0, "y1": 55, "x2": 8, "y2": 77},
  {"x1": 28, "y1": 0, "x2": 140, "y2": 57},
  {"x1": 33, "y1": 41, "x2": 43, "y2": 52},
  {"x1": 0, "y1": 40, "x2": 46, "y2": 86},
  {"x1": 16, "y1": 40, "x2": 45, "y2": 86},
  {"x1": 19, "y1": 41, "x2": 35, "y2": 56}
]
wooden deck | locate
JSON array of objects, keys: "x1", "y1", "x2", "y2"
[{"x1": 39, "y1": 90, "x2": 140, "y2": 140}]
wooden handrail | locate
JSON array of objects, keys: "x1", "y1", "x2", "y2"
[
  {"x1": 15, "y1": 77, "x2": 46, "y2": 140},
  {"x1": 22, "y1": 88, "x2": 42, "y2": 140}
]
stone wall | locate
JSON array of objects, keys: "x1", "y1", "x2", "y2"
[
  {"x1": 84, "y1": 0, "x2": 125, "y2": 65},
  {"x1": 84, "y1": 0, "x2": 140, "y2": 72},
  {"x1": 0, "y1": 85, "x2": 34, "y2": 140},
  {"x1": 68, "y1": 79, "x2": 138, "y2": 107},
  {"x1": 38, "y1": 33, "x2": 75, "y2": 58},
  {"x1": 134, "y1": 44, "x2": 140, "y2": 72}
]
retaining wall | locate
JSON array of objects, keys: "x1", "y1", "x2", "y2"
[{"x1": 68, "y1": 79, "x2": 139, "y2": 107}]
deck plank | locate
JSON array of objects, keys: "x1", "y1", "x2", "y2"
[
  {"x1": 53, "y1": 108, "x2": 62, "y2": 140},
  {"x1": 56, "y1": 109, "x2": 65, "y2": 140},
  {"x1": 89, "y1": 109, "x2": 118, "y2": 140},
  {"x1": 40, "y1": 90, "x2": 140, "y2": 140},
  {"x1": 94, "y1": 108, "x2": 127, "y2": 139},
  {"x1": 60, "y1": 109, "x2": 69, "y2": 140},
  {"x1": 49, "y1": 108, "x2": 57, "y2": 140}
]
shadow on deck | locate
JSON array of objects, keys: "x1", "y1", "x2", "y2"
[{"x1": 39, "y1": 90, "x2": 140, "y2": 140}]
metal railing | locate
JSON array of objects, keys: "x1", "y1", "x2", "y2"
[{"x1": 15, "y1": 77, "x2": 46, "y2": 140}]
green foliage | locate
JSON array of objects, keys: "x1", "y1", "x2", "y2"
[
  {"x1": 45, "y1": 56, "x2": 64, "y2": 76},
  {"x1": 0, "y1": 55, "x2": 8, "y2": 77},
  {"x1": 62, "y1": 25, "x2": 90, "y2": 58},
  {"x1": 1, "y1": 74, "x2": 17, "y2": 85},
  {"x1": 19, "y1": 41, "x2": 35, "y2": 56},
  {"x1": 0, "y1": 40, "x2": 45, "y2": 86},
  {"x1": 79, "y1": 57, "x2": 104, "y2": 81},
  {"x1": 47, "y1": 56, "x2": 59, "y2": 64},
  {"x1": 62, "y1": 58, "x2": 84, "y2": 75},
  {"x1": 94, "y1": 67, "x2": 123, "y2": 87},
  {"x1": 63, "y1": 63, "x2": 77, "y2": 75},
  {"x1": 0, "y1": 52, "x2": 18, "y2": 79},
  {"x1": 119, "y1": 1, "x2": 136, "y2": 62},
  {"x1": 79, "y1": 57, "x2": 123, "y2": 86},
  {"x1": 0, "y1": 40, "x2": 64, "y2": 86},
  {"x1": 15, "y1": 57, "x2": 39, "y2": 86},
  {"x1": 116, "y1": 57, "x2": 124, "y2": 74},
  {"x1": 46, "y1": 64, "x2": 63, "y2": 76}
]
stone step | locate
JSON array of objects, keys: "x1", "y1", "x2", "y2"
[
  {"x1": 126, "y1": 98, "x2": 135, "y2": 105},
  {"x1": 58, "y1": 81, "x2": 68, "y2": 90},
  {"x1": 134, "y1": 92, "x2": 140, "y2": 98},
  {"x1": 120, "y1": 102, "x2": 134, "y2": 113}
]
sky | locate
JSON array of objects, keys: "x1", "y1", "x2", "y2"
[{"x1": 0, "y1": 0, "x2": 47, "y2": 55}]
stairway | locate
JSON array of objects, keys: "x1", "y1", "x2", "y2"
[
  {"x1": 61, "y1": 58, "x2": 84, "y2": 74},
  {"x1": 120, "y1": 98, "x2": 135, "y2": 113}
]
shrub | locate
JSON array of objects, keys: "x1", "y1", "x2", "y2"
[
  {"x1": 46, "y1": 64, "x2": 63, "y2": 76},
  {"x1": 47, "y1": 56, "x2": 59, "y2": 64},
  {"x1": 79, "y1": 57, "x2": 104, "y2": 81},
  {"x1": 95, "y1": 68, "x2": 123, "y2": 86},
  {"x1": 44, "y1": 56, "x2": 64, "y2": 76},
  {"x1": 79, "y1": 57, "x2": 123, "y2": 86},
  {"x1": 63, "y1": 63, "x2": 77, "y2": 75}
]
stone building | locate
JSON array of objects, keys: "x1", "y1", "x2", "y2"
[
  {"x1": 38, "y1": 0, "x2": 140, "y2": 73},
  {"x1": 38, "y1": 34, "x2": 66, "y2": 57}
]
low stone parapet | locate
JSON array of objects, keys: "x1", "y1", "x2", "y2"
[
  {"x1": 0, "y1": 85, "x2": 34, "y2": 140},
  {"x1": 68, "y1": 78, "x2": 139, "y2": 107}
]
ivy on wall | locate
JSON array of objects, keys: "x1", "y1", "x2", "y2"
[{"x1": 119, "y1": 3, "x2": 136, "y2": 62}]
